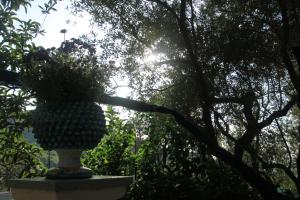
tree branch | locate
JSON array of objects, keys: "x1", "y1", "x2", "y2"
[
  {"x1": 234, "y1": 92, "x2": 259, "y2": 159},
  {"x1": 276, "y1": 119, "x2": 293, "y2": 168},
  {"x1": 214, "y1": 111, "x2": 236, "y2": 142},
  {"x1": 235, "y1": 95, "x2": 296, "y2": 160},
  {"x1": 263, "y1": 162, "x2": 298, "y2": 184},
  {"x1": 258, "y1": 96, "x2": 296, "y2": 129},
  {"x1": 277, "y1": 0, "x2": 300, "y2": 95},
  {"x1": 292, "y1": 46, "x2": 300, "y2": 72},
  {"x1": 104, "y1": 3, "x2": 151, "y2": 48},
  {"x1": 100, "y1": 95, "x2": 219, "y2": 147},
  {"x1": 212, "y1": 97, "x2": 243, "y2": 104},
  {"x1": 99, "y1": 95, "x2": 288, "y2": 200},
  {"x1": 277, "y1": 0, "x2": 290, "y2": 48},
  {"x1": 177, "y1": 0, "x2": 216, "y2": 138},
  {"x1": 189, "y1": 0, "x2": 198, "y2": 56},
  {"x1": 0, "y1": 70, "x2": 290, "y2": 199},
  {"x1": 154, "y1": 58, "x2": 191, "y2": 66},
  {"x1": 242, "y1": 144, "x2": 299, "y2": 191},
  {"x1": 147, "y1": 0, "x2": 179, "y2": 20}
]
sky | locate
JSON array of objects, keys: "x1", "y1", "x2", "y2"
[
  {"x1": 17, "y1": 0, "x2": 93, "y2": 48},
  {"x1": 17, "y1": 0, "x2": 131, "y2": 99}
]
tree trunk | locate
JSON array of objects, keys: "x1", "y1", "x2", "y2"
[{"x1": 212, "y1": 147, "x2": 292, "y2": 200}]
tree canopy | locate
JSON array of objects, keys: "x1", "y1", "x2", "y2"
[
  {"x1": 1, "y1": 0, "x2": 300, "y2": 199},
  {"x1": 72, "y1": 0, "x2": 300, "y2": 199}
]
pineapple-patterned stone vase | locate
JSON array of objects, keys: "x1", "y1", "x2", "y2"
[{"x1": 31, "y1": 102, "x2": 106, "y2": 179}]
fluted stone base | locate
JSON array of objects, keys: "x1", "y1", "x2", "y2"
[{"x1": 7, "y1": 176, "x2": 133, "y2": 200}]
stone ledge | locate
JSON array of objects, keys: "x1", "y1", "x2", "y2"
[
  {"x1": 6, "y1": 176, "x2": 132, "y2": 191},
  {"x1": 0, "y1": 192, "x2": 13, "y2": 200},
  {"x1": 6, "y1": 176, "x2": 133, "y2": 200}
]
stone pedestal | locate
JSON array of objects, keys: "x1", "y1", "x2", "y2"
[
  {"x1": 6, "y1": 176, "x2": 133, "y2": 200},
  {"x1": 47, "y1": 149, "x2": 93, "y2": 179}
]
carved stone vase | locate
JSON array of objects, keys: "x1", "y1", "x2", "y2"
[{"x1": 31, "y1": 102, "x2": 106, "y2": 179}]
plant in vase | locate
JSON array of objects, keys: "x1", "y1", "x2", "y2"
[{"x1": 22, "y1": 39, "x2": 108, "y2": 179}]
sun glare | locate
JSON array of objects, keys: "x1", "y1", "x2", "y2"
[{"x1": 143, "y1": 53, "x2": 159, "y2": 64}]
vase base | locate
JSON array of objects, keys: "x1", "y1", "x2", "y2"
[{"x1": 46, "y1": 166, "x2": 93, "y2": 179}]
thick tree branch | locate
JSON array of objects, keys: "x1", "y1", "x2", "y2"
[
  {"x1": 242, "y1": 92, "x2": 257, "y2": 124},
  {"x1": 292, "y1": 46, "x2": 300, "y2": 72},
  {"x1": 0, "y1": 71, "x2": 291, "y2": 199},
  {"x1": 234, "y1": 96, "x2": 296, "y2": 160},
  {"x1": 277, "y1": 0, "x2": 300, "y2": 95},
  {"x1": 212, "y1": 97, "x2": 243, "y2": 104},
  {"x1": 177, "y1": 0, "x2": 215, "y2": 138},
  {"x1": 103, "y1": 3, "x2": 150, "y2": 48},
  {"x1": 214, "y1": 111, "x2": 296, "y2": 186},
  {"x1": 214, "y1": 111, "x2": 236, "y2": 142},
  {"x1": 296, "y1": 126, "x2": 300, "y2": 188},
  {"x1": 178, "y1": 0, "x2": 195, "y2": 62},
  {"x1": 276, "y1": 119, "x2": 293, "y2": 168},
  {"x1": 99, "y1": 95, "x2": 288, "y2": 200},
  {"x1": 262, "y1": 162, "x2": 298, "y2": 187},
  {"x1": 281, "y1": 49, "x2": 300, "y2": 95},
  {"x1": 189, "y1": 0, "x2": 198, "y2": 56},
  {"x1": 147, "y1": 0, "x2": 179, "y2": 20},
  {"x1": 242, "y1": 145, "x2": 298, "y2": 191},
  {"x1": 258, "y1": 96, "x2": 296, "y2": 129},
  {"x1": 234, "y1": 92, "x2": 259, "y2": 159},
  {"x1": 154, "y1": 58, "x2": 191, "y2": 66},
  {"x1": 277, "y1": 0, "x2": 290, "y2": 47},
  {"x1": 99, "y1": 95, "x2": 217, "y2": 145}
]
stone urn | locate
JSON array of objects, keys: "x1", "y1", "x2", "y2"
[{"x1": 31, "y1": 102, "x2": 106, "y2": 179}]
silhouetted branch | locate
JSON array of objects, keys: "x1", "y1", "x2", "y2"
[
  {"x1": 292, "y1": 46, "x2": 300, "y2": 71},
  {"x1": 212, "y1": 97, "x2": 243, "y2": 104},
  {"x1": 277, "y1": 0, "x2": 300, "y2": 94},
  {"x1": 258, "y1": 97, "x2": 296, "y2": 129},
  {"x1": 154, "y1": 58, "x2": 191, "y2": 66},
  {"x1": 234, "y1": 96, "x2": 296, "y2": 160},
  {"x1": 99, "y1": 95, "x2": 290, "y2": 200},
  {"x1": 147, "y1": 0, "x2": 179, "y2": 20},
  {"x1": 262, "y1": 162, "x2": 298, "y2": 187},
  {"x1": 213, "y1": 111, "x2": 236, "y2": 142},
  {"x1": 99, "y1": 95, "x2": 218, "y2": 145},
  {"x1": 277, "y1": 0, "x2": 289, "y2": 47},
  {"x1": 276, "y1": 119, "x2": 293, "y2": 168}
]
